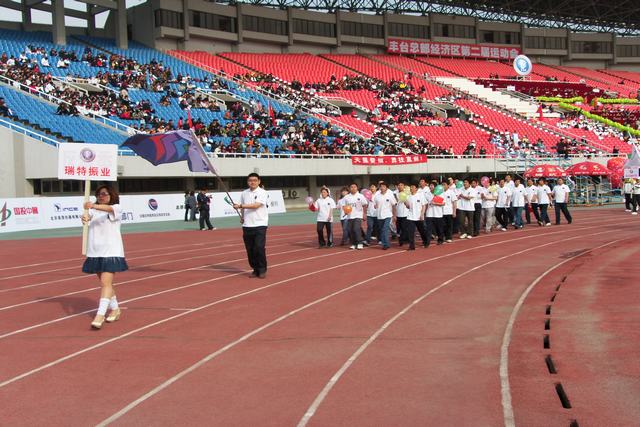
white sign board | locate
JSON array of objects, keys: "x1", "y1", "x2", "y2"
[
  {"x1": 0, "y1": 191, "x2": 287, "y2": 233},
  {"x1": 57, "y1": 143, "x2": 118, "y2": 181}
]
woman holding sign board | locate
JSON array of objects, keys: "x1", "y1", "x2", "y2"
[{"x1": 81, "y1": 185, "x2": 128, "y2": 329}]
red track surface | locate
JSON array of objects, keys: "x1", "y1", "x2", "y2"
[{"x1": 0, "y1": 209, "x2": 638, "y2": 426}]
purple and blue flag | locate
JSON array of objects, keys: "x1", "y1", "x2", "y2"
[{"x1": 122, "y1": 130, "x2": 214, "y2": 173}]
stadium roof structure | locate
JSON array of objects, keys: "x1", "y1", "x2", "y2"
[{"x1": 217, "y1": 0, "x2": 640, "y2": 36}]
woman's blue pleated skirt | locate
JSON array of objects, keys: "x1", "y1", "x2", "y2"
[{"x1": 82, "y1": 257, "x2": 129, "y2": 274}]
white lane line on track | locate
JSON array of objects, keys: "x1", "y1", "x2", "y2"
[
  {"x1": 0, "y1": 246, "x2": 319, "y2": 339},
  {"x1": 0, "y1": 232, "x2": 309, "y2": 295},
  {"x1": 0, "y1": 228, "x2": 314, "y2": 273},
  {"x1": 92, "y1": 225, "x2": 615, "y2": 426},
  {"x1": 296, "y1": 229, "x2": 619, "y2": 427},
  {"x1": 0, "y1": 230, "x2": 310, "y2": 283},
  {"x1": 0, "y1": 250, "x2": 405, "y2": 390},
  {"x1": 498, "y1": 238, "x2": 623, "y2": 427}
]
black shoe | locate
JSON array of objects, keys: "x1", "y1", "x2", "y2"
[
  {"x1": 258, "y1": 272, "x2": 266, "y2": 279},
  {"x1": 423, "y1": 244, "x2": 429, "y2": 248},
  {"x1": 327, "y1": 243, "x2": 334, "y2": 248},
  {"x1": 437, "y1": 241, "x2": 443, "y2": 245},
  {"x1": 382, "y1": 246, "x2": 389, "y2": 250}
]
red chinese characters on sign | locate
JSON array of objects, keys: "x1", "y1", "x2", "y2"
[
  {"x1": 351, "y1": 155, "x2": 428, "y2": 166},
  {"x1": 387, "y1": 39, "x2": 520, "y2": 60},
  {"x1": 13, "y1": 207, "x2": 39, "y2": 215}
]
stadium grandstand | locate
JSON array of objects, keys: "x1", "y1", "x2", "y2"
[{"x1": 0, "y1": 0, "x2": 638, "y2": 201}]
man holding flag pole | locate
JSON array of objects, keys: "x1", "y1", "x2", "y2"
[{"x1": 122, "y1": 129, "x2": 272, "y2": 276}]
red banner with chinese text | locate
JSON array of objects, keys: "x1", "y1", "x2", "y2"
[
  {"x1": 387, "y1": 38, "x2": 520, "y2": 60},
  {"x1": 351, "y1": 155, "x2": 427, "y2": 166}
]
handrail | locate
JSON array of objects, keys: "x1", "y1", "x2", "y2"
[
  {"x1": 50, "y1": 76, "x2": 89, "y2": 95},
  {"x1": 0, "y1": 116, "x2": 61, "y2": 146},
  {"x1": 52, "y1": 75, "x2": 118, "y2": 94},
  {"x1": 0, "y1": 72, "x2": 138, "y2": 135}
]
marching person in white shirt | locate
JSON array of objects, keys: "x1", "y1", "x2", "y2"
[
  {"x1": 425, "y1": 188, "x2": 445, "y2": 246},
  {"x1": 233, "y1": 173, "x2": 270, "y2": 278},
  {"x1": 633, "y1": 179, "x2": 640, "y2": 215},
  {"x1": 505, "y1": 174, "x2": 516, "y2": 225},
  {"x1": 373, "y1": 182, "x2": 397, "y2": 250},
  {"x1": 495, "y1": 179, "x2": 512, "y2": 231},
  {"x1": 623, "y1": 179, "x2": 634, "y2": 212},
  {"x1": 314, "y1": 187, "x2": 336, "y2": 248},
  {"x1": 457, "y1": 179, "x2": 475, "y2": 239},
  {"x1": 511, "y1": 178, "x2": 526, "y2": 229},
  {"x1": 394, "y1": 182, "x2": 409, "y2": 246},
  {"x1": 365, "y1": 183, "x2": 378, "y2": 245},
  {"x1": 481, "y1": 179, "x2": 497, "y2": 233},
  {"x1": 552, "y1": 178, "x2": 572, "y2": 224},
  {"x1": 525, "y1": 179, "x2": 540, "y2": 225},
  {"x1": 442, "y1": 182, "x2": 457, "y2": 243},
  {"x1": 470, "y1": 179, "x2": 483, "y2": 237},
  {"x1": 405, "y1": 184, "x2": 429, "y2": 250},
  {"x1": 337, "y1": 187, "x2": 351, "y2": 245},
  {"x1": 344, "y1": 183, "x2": 368, "y2": 250},
  {"x1": 533, "y1": 178, "x2": 553, "y2": 226}
]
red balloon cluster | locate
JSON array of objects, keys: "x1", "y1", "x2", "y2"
[{"x1": 607, "y1": 157, "x2": 626, "y2": 189}]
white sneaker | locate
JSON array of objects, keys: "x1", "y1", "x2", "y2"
[
  {"x1": 378, "y1": 241, "x2": 383, "y2": 246},
  {"x1": 625, "y1": 209, "x2": 631, "y2": 212},
  {"x1": 349, "y1": 245, "x2": 356, "y2": 249},
  {"x1": 501, "y1": 228, "x2": 507, "y2": 231},
  {"x1": 633, "y1": 212, "x2": 638, "y2": 215},
  {"x1": 545, "y1": 223, "x2": 552, "y2": 226},
  {"x1": 460, "y1": 233, "x2": 468, "y2": 239},
  {"x1": 446, "y1": 239, "x2": 453, "y2": 243},
  {"x1": 357, "y1": 244, "x2": 364, "y2": 250},
  {"x1": 466, "y1": 235, "x2": 473, "y2": 239}
]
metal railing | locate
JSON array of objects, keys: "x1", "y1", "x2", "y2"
[
  {"x1": 168, "y1": 51, "x2": 379, "y2": 139},
  {"x1": 0, "y1": 116, "x2": 61, "y2": 147}
]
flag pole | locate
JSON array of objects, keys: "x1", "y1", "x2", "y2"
[
  {"x1": 190, "y1": 130, "x2": 243, "y2": 222},
  {"x1": 81, "y1": 179, "x2": 91, "y2": 255}
]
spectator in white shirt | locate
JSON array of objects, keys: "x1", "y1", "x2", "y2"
[
  {"x1": 533, "y1": 178, "x2": 553, "y2": 226},
  {"x1": 442, "y1": 182, "x2": 457, "y2": 242},
  {"x1": 405, "y1": 184, "x2": 429, "y2": 250},
  {"x1": 512, "y1": 178, "x2": 526, "y2": 229},
  {"x1": 41, "y1": 56, "x2": 49, "y2": 67},
  {"x1": 495, "y1": 179, "x2": 512, "y2": 231},
  {"x1": 344, "y1": 183, "x2": 368, "y2": 250},
  {"x1": 525, "y1": 179, "x2": 540, "y2": 225},
  {"x1": 314, "y1": 187, "x2": 336, "y2": 247},
  {"x1": 481, "y1": 179, "x2": 497, "y2": 233},
  {"x1": 373, "y1": 182, "x2": 397, "y2": 250},
  {"x1": 457, "y1": 179, "x2": 475, "y2": 239},
  {"x1": 56, "y1": 58, "x2": 66, "y2": 68},
  {"x1": 552, "y1": 178, "x2": 572, "y2": 225}
]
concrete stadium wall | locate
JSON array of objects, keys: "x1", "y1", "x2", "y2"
[
  {"x1": 0, "y1": 127, "x2": 616, "y2": 202},
  {"x1": 113, "y1": 0, "x2": 640, "y2": 69}
]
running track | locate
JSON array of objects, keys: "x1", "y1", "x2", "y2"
[{"x1": 0, "y1": 208, "x2": 638, "y2": 426}]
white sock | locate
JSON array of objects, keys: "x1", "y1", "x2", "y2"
[
  {"x1": 97, "y1": 298, "x2": 110, "y2": 316},
  {"x1": 109, "y1": 296, "x2": 119, "y2": 310}
]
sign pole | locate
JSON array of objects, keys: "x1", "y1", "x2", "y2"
[{"x1": 82, "y1": 178, "x2": 90, "y2": 255}]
